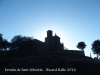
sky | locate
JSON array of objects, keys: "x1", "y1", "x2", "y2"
[{"x1": 0, "y1": 0, "x2": 100, "y2": 58}]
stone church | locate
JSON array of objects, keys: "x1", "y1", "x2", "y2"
[{"x1": 34, "y1": 30, "x2": 85, "y2": 56}]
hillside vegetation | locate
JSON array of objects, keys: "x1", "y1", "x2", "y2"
[
  {"x1": 0, "y1": 51, "x2": 100, "y2": 75},
  {"x1": 0, "y1": 34, "x2": 100, "y2": 75}
]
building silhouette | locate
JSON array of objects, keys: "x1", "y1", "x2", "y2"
[{"x1": 34, "y1": 30, "x2": 85, "y2": 56}]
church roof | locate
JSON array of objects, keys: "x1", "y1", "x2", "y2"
[{"x1": 53, "y1": 33, "x2": 60, "y2": 38}]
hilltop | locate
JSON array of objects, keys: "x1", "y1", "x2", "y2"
[{"x1": 0, "y1": 51, "x2": 100, "y2": 75}]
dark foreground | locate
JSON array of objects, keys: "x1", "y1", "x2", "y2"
[{"x1": 0, "y1": 51, "x2": 100, "y2": 75}]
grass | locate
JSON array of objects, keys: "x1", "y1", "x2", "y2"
[{"x1": 0, "y1": 50, "x2": 100, "y2": 75}]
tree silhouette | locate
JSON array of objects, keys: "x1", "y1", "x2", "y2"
[
  {"x1": 91, "y1": 39, "x2": 100, "y2": 59},
  {"x1": 2, "y1": 39, "x2": 10, "y2": 51},
  {"x1": 19, "y1": 37, "x2": 35, "y2": 55},
  {"x1": 10, "y1": 35, "x2": 23, "y2": 50},
  {"x1": 0, "y1": 33, "x2": 11, "y2": 51},
  {"x1": 10, "y1": 35, "x2": 35, "y2": 56},
  {"x1": 77, "y1": 41, "x2": 86, "y2": 50},
  {"x1": 0, "y1": 33, "x2": 3, "y2": 51}
]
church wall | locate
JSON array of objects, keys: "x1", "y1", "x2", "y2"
[
  {"x1": 62, "y1": 50, "x2": 85, "y2": 56},
  {"x1": 33, "y1": 30, "x2": 85, "y2": 56},
  {"x1": 34, "y1": 39, "x2": 85, "y2": 56},
  {"x1": 34, "y1": 39, "x2": 45, "y2": 52}
]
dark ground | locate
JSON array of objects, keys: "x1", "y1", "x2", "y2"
[{"x1": 0, "y1": 51, "x2": 100, "y2": 75}]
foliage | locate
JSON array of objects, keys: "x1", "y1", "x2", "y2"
[
  {"x1": 0, "y1": 33, "x2": 10, "y2": 51},
  {"x1": 1, "y1": 39, "x2": 10, "y2": 51},
  {"x1": 77, "y1": 41, "x2": 86, "y2": 50},
  {"x1": 0, "y1": 33, "x2": 3, "y2": 51},
  {"x1": 10, "y1": 35, "x2": 23, "y2": 50},
  {"x1": 91, "y1": 39, "x2": 100, "y2": 59},
  {"x1": 10, "y1": 35, "x2": 35, "y2": 56}
]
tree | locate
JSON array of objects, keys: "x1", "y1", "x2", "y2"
[
  {"x1": 77, "y1": 41, "x2": 86, "y2": 50},
  {"x1": 0, "y1": 33, "x2": 10, "y2": 51},
  {"x1": 10, "y1": 35, "x2": 36, "y2": 56},
  {"x1": 0, "y1": 33, "x2": 3, "y2": 51},
  {"x1": 10, "y1": 35, "x2": 23, "y2": 50},
  {"x1": 91, "y1": 39, "x2": 100, "y2": 59},
  {"x1": 2, "y1": 39, "x2": 10, "y2": 51},
  {"x1": 19, "y1": 37, "x2": 35, "y2": 56}
]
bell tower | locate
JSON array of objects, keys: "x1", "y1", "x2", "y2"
[
  {"x1": 45, "y1": 30, "x2": 53, "y2": 43},
  {"x1": 47, "y1": 30, "x2": 52, "y2": 38}
]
